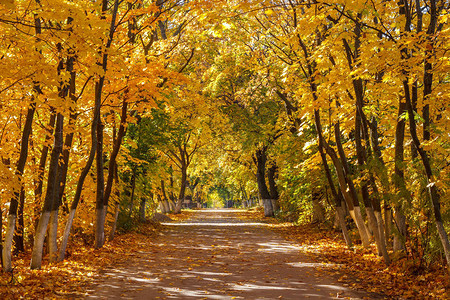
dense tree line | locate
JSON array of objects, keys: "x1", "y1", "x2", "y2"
[{"x1": 1, "y1": 0, "x2": 449, "y2": 275}]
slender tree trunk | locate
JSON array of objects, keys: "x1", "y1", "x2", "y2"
[
  {"x1": 34, "y1": 110, "x2": 56, "y2": 226},
  {"x1": 393, "y1": 97, "x2": 408, "y2": 252},
  {"x1": 254, "y1": 148, "x2": 273, "y2": 217},
  {"x1": 128, "y1": 168, "x2": 137, "y2": 217},
  {"x1": 267, "y1": 163, "x2": 280, "y2": 213},
  {"x1": 174, "y1": 163, "x2": 187, "y2": 214},
  {"x1": 31, "y1": 112, "x2": 64, "y2": 270},
  {"x1": 103, "y1": 100, "x2": 127, "y2": 220},
  {"x1": 48, "y1": 41, "x2": 73, "y2": 262},
  {"x1": 139, "y1": 198, "x2": 146, "y2": 221},
  {"x1": 161, "y1": 180, "x2": 171, "y2": 213},
  {"x1": 95, "y1": 120, "x2": 105, "y2": 249},
  {"x1": 92, "y1": 0, "x2": 120, "y2": 249},
  {"x1": 13, "y1": 187, "x2": 26, "y2": 253},
  {"x1": 108, "y1": 164, "x2": 121, "y2": 242},
  {"x1": 311, "y1": 191, "x2": 325, "y2": 223},
  {"x1": 2, "y1": 100, "x2": 36, "y2": 272},
  {"x1": 403, "y1": 80, "x2": 450, "y2": 273},
  {"x1": 158, "y1": 194, "x2": 167, "y2": 213},
  {"x1": 317, "y1": 143, "x2": 352, "y2": 248},
  {"x1": 58, "y1": 86, "x2": 100, "y2": 262},
  {"x1": 332, "y1": 121, "x2": 370, "y2": 247},
  {"x1": 109, "y1": 201, "x2": 120, "y2": 241},
  {"x1": 56, "y1": 54, "x2": 77, "y2": 216}
]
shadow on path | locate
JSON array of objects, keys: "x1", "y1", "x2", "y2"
[{"x1": 85, "y1": 209, "x2": 371, "y2": 299}]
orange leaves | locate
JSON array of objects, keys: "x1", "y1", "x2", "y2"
[
  {"x1": 273, "y1": 223, "x2": 450, "y2": 299},
  {"x1": 0, "y1": 221, "x2": 160, "y2": 299}
]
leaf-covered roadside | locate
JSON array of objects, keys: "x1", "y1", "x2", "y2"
[
  {"x1": 0, "y1": 221, "x2": 160, "y2": 299},
  {"x1": 272, "y1": 222, "x2": 449, "y2": 299}
]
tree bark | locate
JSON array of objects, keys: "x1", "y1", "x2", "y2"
[
  {"x1": 34, "y1": 110, "x2": 56, "y2": 226},
  {"x1": 2, "y1": 99, "x2": 36, "y2": 272},
  {"x1": 161, "y1": 180, "x2": 171, "y2": 213},
  {"x1": 13, "y1": 187, "x2": 25, "y2": 253},
  {"x1": 94, "y1": 119, "x2": 105, "y2": 249},
  {"x1": 128, "y1": 168, "x2": 137, "y2": 217},
  {"x1": 31, "y1": 112, "x2": 64, "y2": 270},
  {"x1": 108, "y1": 163, "x2": 121, "y2": 242},
  {"x1": 58, "y1": 81, "x2": 100, "y2": 261},
  {"x1": 267, "y1": 163, "x2": 280, "y2": 213},
  {"x1": 93, "y1": 0, "x2": 120, "y2": 249},
  {"x1": 403, "y1": 80, "x2": 450, "y2": 273},
  {"x1": 317, "y1": 142, "x2": 352, "y2": 248},
  {"x1": 139, "y1": 198, "x2": 146, "y2": 221},
  {"x1": 393, "y1": 101, "x2": 408, "y2": 251},
  {"x1": 103, "y1": 100, "x2": 127, "y2": 220},
  {"x1": 175, "y1": 161, "x2": 187, "y2": 214},
  {"x1": 254, "y1": 147, "x2": 273, "y2": 217}
]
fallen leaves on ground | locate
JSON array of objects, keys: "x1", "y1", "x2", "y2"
[
  {"x1": 166, "y1": 209, "x2": 197, "y2": 222},
  {"x1": 269, "y1": 220, "x2": 450, "y2": 299},
  {"x1": 2, "y1": 209, "x2": 448, "y2": 299},
  {"x1": 0, "y1": 220, "x2": 160, "y2": 299}
]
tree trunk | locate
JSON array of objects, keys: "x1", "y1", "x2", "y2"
[
  {"x1": 254, "y1": 147, "x2": 273, "y2": 217},
  {"x1": 317, "y1": 142, "x2": 352, "y2": 248},
  {"x1": 108, "y1": 164, "x2": 121, "y2": 242},
  {"x1": 2, "y1": 98, "x2": 36, "y2": 272},
  {"x1": 161, "y1": 180, "x2": 171, "y2": 213},
  {"x1": 13, "y1": 187, "x2": 25, "y2": 253},
  {"x1": 109, "y1": 201, "x2": 120, "y2": 241},
  {"x1": 58, "y1": 89, "x2": 100, "y2": 261},
  {"x1": 94, "y1": 119, "x2": 105, "y2": 249},
  {"x1": 311, "y1": 191, "x2": 325, "y2": 223},
  {"x1": 31, "y1": 112, "x2": 64, "y2": 270},
  {"x1": 174, "y1": 163, "x2": 187, "y2": 214},
  {"x1": 332, "y1": 121, "x2": 370, "y2": 247},
  {"x1": 103, "y1": 100, "x2": 127, "y2": 220},
  {"x1": 158, "y1": 194, "x2": 167, "y2": 213},
  {"x1": 267, "y1": 163, "x2": 280, "y2": 213},
  {"x1": 403, "y1": 80, "x2": 450, "y2": 273},
  {"x1": 34, "y1": 110, "x2": 56, "y2": 226},
  {"x1": 128, "y1": 168, "x2": 137, "y2": 217},
  {"x1": 92, "y1": 0, "x2": 120, "y2": 249},
  {"x1": 139, "y1": 198, "x2": 146, "y2": 221},
  {"x1": 393, "y1": 101, "x2": 408, "y2": 252}
]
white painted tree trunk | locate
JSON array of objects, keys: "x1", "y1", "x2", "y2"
[
  {"x1": 174, "y1": 199, "x2": 182, "y2": 214},
  {"x1": 435, "y1": 220, "x2": 450, "y2": 275},
  {"x1": 336, "y1": 206, "x2": 352, "y2": 249},
  {"x1": 262, "y1": 199, "x2": 274, "y2": 217},
  {"x1": 94, "y1": 207, "x2": 105, "y2": 249},
  {"x1": 58, "y1": 208, "x2": 76, "y2": 261},
  {"x1": 30, "y1": 211, "x2": 51, "y2": 269},
  {"x1": 48, "y1": 210, "x2": 59, "y2": 262},
  {"x1": 366, "y1": 207, "x2": 380, "y2": 255},
  {"x1": 159, "y1": 202, "x2": 167, "y2": 213},
  {"x1": 168, "y1": 200, "x2": 175, "y2": 211},
  {"x1": 2, "y1": 215, "x2": 16, "y2": 272},
  {"x1": 375, "y1": 211, "x2": 391, "y2": 265},
  {"x1": 351, "y1": 207, "x2": 370, "y2": 248},
  {"x1": 163, "y1": 201, "x2": 170, "y2": 213},
  {"x1": 393, "y1": 209, "x2": 406, "y2": 252}
]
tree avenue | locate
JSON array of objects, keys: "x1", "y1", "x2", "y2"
[{"x1": 0, "y1": 0, "x2": 449, "y2": 286}]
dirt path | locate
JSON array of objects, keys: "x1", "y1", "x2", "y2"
[{"x1": 85, "y1": 209, "x2": 371, "y2": 299}]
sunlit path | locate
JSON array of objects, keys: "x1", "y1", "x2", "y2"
[{"x1": 85, "y1": 209, "x2": 372, "y2": 299}]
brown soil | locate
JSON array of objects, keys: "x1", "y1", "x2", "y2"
[{"x1": 85, "y1": 209, "x2": 374, "y2": 299}]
